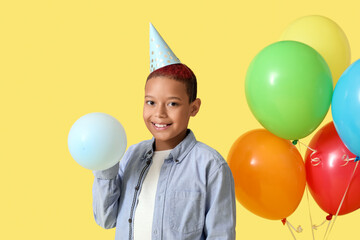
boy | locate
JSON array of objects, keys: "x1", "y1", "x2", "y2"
[{"x1": 92, "y1": 24, "x2": 236, "y2": 240}]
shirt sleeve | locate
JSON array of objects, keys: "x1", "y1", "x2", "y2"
[
  {"x1": 204, "y1": 163, "x2": 236, "y2": 239},
  {"x1": 92, "y1": 145, "x2": 133, "y2": 229}
]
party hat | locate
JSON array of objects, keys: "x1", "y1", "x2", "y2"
[{"x1": 150, "y1": 23, "x2": 181, "y2": 72}]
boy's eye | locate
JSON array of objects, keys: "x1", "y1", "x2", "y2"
[
  {"x1": 168, "y1": 102, "x2": 178, "y2": 107},
  {"x1": 146, "y1": 100, "x2": 155, "y2": 105}
]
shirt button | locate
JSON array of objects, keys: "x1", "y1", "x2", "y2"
[
  {"x1": 146, "y1": 160, "x2": 151, "y2": 165},
  {"x1": 153, "y1": 230, "x2": 158, "y2": 235},
  {"x1": 175, "y1": 160, "x2": 179, "y2": 163},
  {"x1": 135, "y1": 186, "x2": 139, "y2": 190},
  {"x1": 128, "y1": 218, "x2": 132, "y2": 223}
]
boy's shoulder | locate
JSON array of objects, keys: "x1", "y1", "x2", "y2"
[
  {"x1": 126, "y1": 138, "x2": 153, "y2": 157},
  {"x1": 190, "y1": 140, "x2": 227, "y2": 167},
  {"x1": 186, "y1": 140, "x2": 232, "y2": 179},
  {"x1": 193, "y1": 141, "x2": 223, "y2": 158}
]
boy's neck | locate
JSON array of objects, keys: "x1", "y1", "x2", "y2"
[{"x1": 154, "y1": 129, "x2": 188, "y2": 151}]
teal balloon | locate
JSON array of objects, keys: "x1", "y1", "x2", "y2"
[
  {"x1": 68, "y1": 112, "x2": 127, "y2": 170},
  {"x1": 245, "y1": 41, "x2": 333, "y2": 140},
  {"x1": 332, "y1": 59, "x2": 360, "y2": 156}
]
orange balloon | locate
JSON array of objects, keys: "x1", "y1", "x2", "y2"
[{"x1": 228, "y1": 129, "x2": 306, "y2": 220}]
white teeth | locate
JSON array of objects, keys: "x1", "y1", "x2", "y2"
[{"x1": 155, "y1": 123, "x2": 167, "y2": 127}]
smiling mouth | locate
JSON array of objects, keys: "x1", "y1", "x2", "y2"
[{"x1": 152, "y1": 122, "x2": 172, "y2": 129}]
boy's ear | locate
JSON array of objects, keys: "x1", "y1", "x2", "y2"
[{"x1": 190, "y1": 98, "x2": 201, "y2": 117}]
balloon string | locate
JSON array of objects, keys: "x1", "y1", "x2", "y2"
[
  {"x1": 312, "y1": 219, "x2": 327, "y2": 230},
  {"x1": 298, "y1": 141, "x2": 358, "y2": 167},
  {"x1": 323, "y1": 218, "x2": 332, "y2": 240},
  {"x1": 340, "y1": 154, "x2": 357, "y2": 166},
  {"x1": 297, "y1": 140, "x2": 320, "y2": 166},
  {"x1": 283, "y1": 219, "x2": 302, "y2": 240},
  {"x1": 312, "y1": 214, "x2": 332, "y2": 232},
  {"x1": 324, "y1": 160, "x2": 359, "y2": 240},
  {"x1": 286, "y1": 222, "x2": 297, "y2": 240},
  {"x1": 305, "y1": 185, "x2": 316, "y2": 240},
  {"x1": 282, "y1": 219, "x2": 302, "y2": 240},
  {"x1": 288, "y1": 220, "x2": 303, "y2": 233}
]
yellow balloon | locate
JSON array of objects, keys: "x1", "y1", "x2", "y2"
[{"x1": 280, "y1": 15, "x2": 351, "y2": 86}]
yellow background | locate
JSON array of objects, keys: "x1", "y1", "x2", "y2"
[{"x1": 1, "y1": 0, "x2": 360, "y2": 239}]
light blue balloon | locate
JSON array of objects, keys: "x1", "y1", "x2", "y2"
[
  {"x1": 332, "y1": 59, "x2": 360, "y2": 156},
  {"x1": 68, "y1": 112, "x2": 127, "y2": 170}
]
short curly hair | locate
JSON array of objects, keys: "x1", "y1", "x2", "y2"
[{"x1": 146, "y1": 63, "x2": 197, "y2": 103}]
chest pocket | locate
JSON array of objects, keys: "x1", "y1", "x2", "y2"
[{"x1": 169, "y1": 191, "x2": 205, "y2": 234}]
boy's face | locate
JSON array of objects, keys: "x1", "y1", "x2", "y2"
[{"x1": 143, "y1": 76, "x2": 201, "y2": 150}]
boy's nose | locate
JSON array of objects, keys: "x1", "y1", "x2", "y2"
[{"x1": 155, "y1": 104, "x2": 167, "y2": 118}]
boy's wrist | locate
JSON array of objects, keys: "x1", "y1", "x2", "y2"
[{"x1": 93, "y1": 163, "x2": 119, "y2": 179}]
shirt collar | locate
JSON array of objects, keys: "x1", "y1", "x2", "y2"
[{"x1": 143, "y1": 129, "x2": 197, "y2": 163}]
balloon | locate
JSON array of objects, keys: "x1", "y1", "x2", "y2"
[
  {"x1": 228, "y1": 129, "x2": 306, "y2": 220},
  {"x1": 245, "y1": 41, "x2": 333, "y2": 140},
  {"x1": 68, "y1": 112, "x2": 127, "y2": 170},
  {"x1": 281, "y1": 15, "x2": 351, "y2": 86},
  {"x1": 305, "y1": 122, "x2": 360, "y2": 215},
  {"x1": 332, "y1": 59, "x2": 360, "y2": 156}
]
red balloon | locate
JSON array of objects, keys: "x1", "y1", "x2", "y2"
[{"x1": 305, "y1": 122, "x2": 360, "y2": 215}]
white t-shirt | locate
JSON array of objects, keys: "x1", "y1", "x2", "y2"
[{"x1": 133, "y1": 149, "x2": 171, "y2": 239}]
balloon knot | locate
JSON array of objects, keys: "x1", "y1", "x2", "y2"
[
  {"x1": 355, "y1": 156, "x2": 360, "y2": 162},
  {"x1": 326, "y1": 214, "x2": 333, "y2": 221},
  {"x1": 292, "y1": 140, "x2": 298, "y2": 145},
  {"x1": 281, "y1": 218, "x2": 287, "y2": 225}
]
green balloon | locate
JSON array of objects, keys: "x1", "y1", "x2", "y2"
[{"x1": 245, "y1": 41, "x2": 333, "y2": 140}]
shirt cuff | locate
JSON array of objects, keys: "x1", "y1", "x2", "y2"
[{"x1": 93, "y1": 163, "x2": 119, "y2": 180}]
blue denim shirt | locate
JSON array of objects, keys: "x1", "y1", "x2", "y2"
[{"x1": 92, "y1": 130, "x2": 236, "y2": 240}]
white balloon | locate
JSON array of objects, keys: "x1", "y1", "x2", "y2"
[{"x1": 68, "y1": 112, "x2": 127, "y2": 170}]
